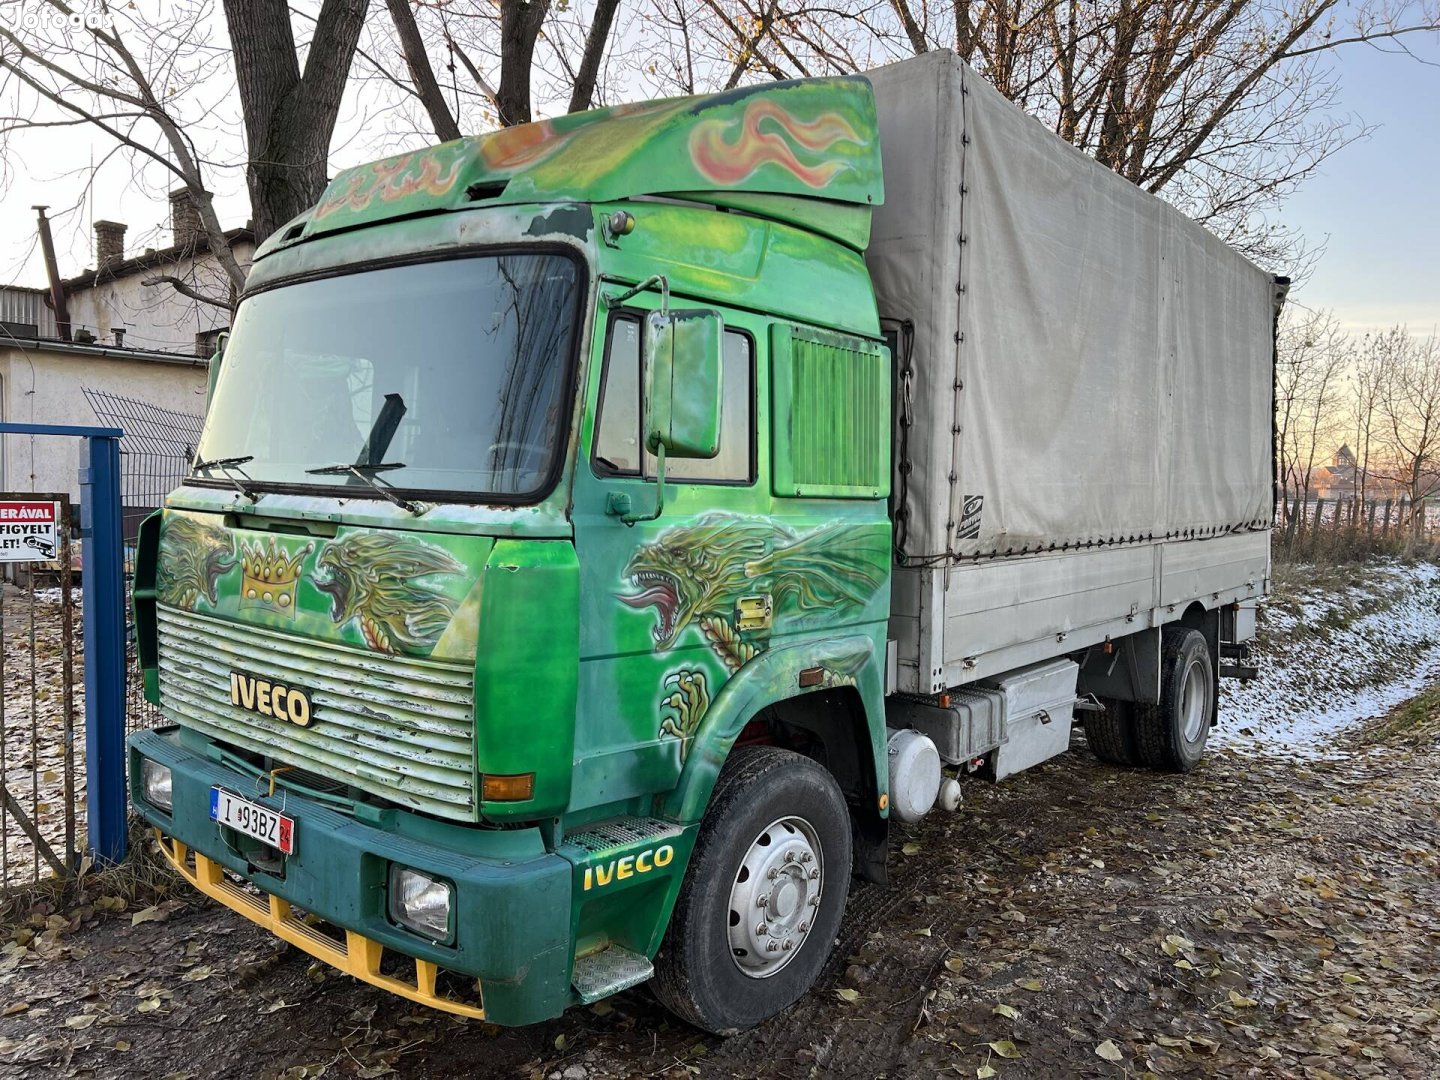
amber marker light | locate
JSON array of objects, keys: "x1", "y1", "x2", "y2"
[{"x1": 481, "y1": 773, "x2": 536, "y2": 802}]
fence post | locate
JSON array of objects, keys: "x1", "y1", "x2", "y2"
[
  {"x1": 1382, "y1": 499, "x2": 1393, "y2": 536},
  {"x1": 1312, "y1": 498, "x2": 1326, "y2": 537},
  {"x1": 79, "y1": 435, "x2": 127, "y2": 864},
  {"x1": 1367, "y1": 500, "x2": 1377, "y2": 537}
]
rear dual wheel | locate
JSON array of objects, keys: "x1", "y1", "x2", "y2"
[
  {"x1": 1086, "y1": 626, "x2": 1214, "y2": 773},
  {"x1": 650, "y1": 746, "x2": 852, "y2": 1035}
]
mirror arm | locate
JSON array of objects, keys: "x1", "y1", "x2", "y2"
[
  {"x1": 602, "y1": 274, "x2": 669, "y2": 315},
  {"x1": 621, "y1": 445, "x2": 666, "y2": 527}
]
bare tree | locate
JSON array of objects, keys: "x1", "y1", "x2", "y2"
[
  {"x1": 1274, "y1": 308, "x2": 1350, "y2": 526},
  {"x1": 1349, "y1": 339, "x2": 1387, "y2": 512},
  {"x1": 378, "y1": 0, "x2": 630, "y2": 142},
  {"x1": 685, "y1": 0, "x2": 1440, "y2": 267},
  {"x1": 0, "y1": 3, "x2": 248, "y2": 296},
  {"x1": 223, "y1": 0, "x2": 369, "y2": 242},
  {"x1": 1371, "y1": 328, "x2": 1440, "y2": 538}
]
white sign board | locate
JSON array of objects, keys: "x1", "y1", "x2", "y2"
[{"x1": 0, "y1": 499, "x2": 61, "y2": 562}]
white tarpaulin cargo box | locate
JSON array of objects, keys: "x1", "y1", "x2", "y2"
[{"x1": 865, "y1": 52, "x2": 1278, "y2": 694}]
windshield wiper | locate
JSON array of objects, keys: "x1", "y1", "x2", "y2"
[
  {"x1": 193, "y1": 454, "x2": 254, "y2": 471},
  {"x1": 304, "y1": 461, "x2": 423, "y2": 515},
  {"x1": 193, "y1": 454, "x2": 258, "y2": 501}
]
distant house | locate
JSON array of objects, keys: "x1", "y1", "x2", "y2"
[
  {"x1": 1300, "y1": 445, "x2": 1407, "y2": 502},
  {"x1": 0, "y1": 190, "x2": 253, "y2": 505}
]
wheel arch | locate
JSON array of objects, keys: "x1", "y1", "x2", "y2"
[{"x1": 661, "y1": 634, "x2": 890, "y2": 883}]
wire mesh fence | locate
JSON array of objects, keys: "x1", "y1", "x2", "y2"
[
  {"x1": 84, "y1": 389, "x2": 204, "y2": 732},
  {"x1": 0, "y1": 497, "x2": 82, "y2": 890}
]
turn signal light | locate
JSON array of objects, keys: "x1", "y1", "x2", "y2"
[{"x1": 481, "y1": 772, "x2": 535, "y2": 802}]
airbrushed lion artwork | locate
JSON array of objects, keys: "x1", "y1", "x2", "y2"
[
  {"x1": 618, "y1": 515, "x2": 888, "y2": 759},
  {"x1": 154, "y1": 513, "x2": 476, "y2": 659}
]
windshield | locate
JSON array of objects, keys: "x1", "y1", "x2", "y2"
[{"x1": 194, "y1": 251, "x2": 583, "y2": 501}]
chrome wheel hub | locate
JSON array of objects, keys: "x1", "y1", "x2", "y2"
[
  {"x1": 727, "y1": 816, "x2": 822, "y2": 978},
  {"x1": 1180, "y1": 657, "x2": 1210, "y2": 743}
]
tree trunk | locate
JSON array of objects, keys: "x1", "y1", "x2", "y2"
[
  {"x1": 496, "y1": 0, "x2": 551, "y2": 127},
  {"x1": 388, "y1": 0, "x2": 463, "y2": 142},
  {"x1": 224, "y1": 0, "x2": 368, "y2": 242},
  {"x1": 568, "y1": 0, "x2": 621, "y2": 114}
]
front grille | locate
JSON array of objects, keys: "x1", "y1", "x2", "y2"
[{"x1": 157, "y1": 605, "x2": 477, "y2": 819}]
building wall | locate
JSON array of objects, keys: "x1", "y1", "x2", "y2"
[
  {"x1": 65, "y1": 240, "x2": 255, "y2": 355},
  {"x1": 0, "y1": 344, "x2": 207, "y2": 501}
]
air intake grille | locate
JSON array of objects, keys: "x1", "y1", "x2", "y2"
[
  {"x1": 772, "y1": 323, "x2": 889, "y2": 498},
  {"x1": 157, "y1": 605, "x2": 477, "y2": 819}
]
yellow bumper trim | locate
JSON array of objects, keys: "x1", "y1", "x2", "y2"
[{"x1": 156, "y1": 832, "x2": 485, "y2": 1020}]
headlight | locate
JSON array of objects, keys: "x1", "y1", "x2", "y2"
[
  {"x1": 141, "y1": 759, "x2": 173, "y2": 812},
  {"x1": 388, "y1": 866, "x2": 453, "y2": 941}
]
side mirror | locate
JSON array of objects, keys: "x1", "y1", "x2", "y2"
[
  {"x1": 206, "y1": 331, "x2": 229, "y2": 411},
  {"x1": 644, "y1": 309, "x2": 723, "y2": 460}
]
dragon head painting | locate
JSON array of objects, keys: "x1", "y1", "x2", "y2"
[
  {"x1": 314, "y1": 533, "x2": 465, "y2": 655},
  {"x1": 619, "y1": 514, "x2": 888, "y2": 655},
  {"x1": 157, "y1": 515, "x2": 236, "y2": 611}
]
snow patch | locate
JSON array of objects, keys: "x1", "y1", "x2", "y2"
[{"x1": 1214, "y1": 561, "x2": 1440, "y2": 758}]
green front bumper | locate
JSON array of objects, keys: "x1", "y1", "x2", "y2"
[{"x1": 127, "y1": 727, "x2": 574, "y2": 1026}]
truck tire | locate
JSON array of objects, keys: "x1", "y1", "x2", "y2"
[
  {"x1": 650, "y1": 745, "x2": 852, "y2": 1034},
  {"x1": 1084, "y1": 698, "x2": 1140, "y2": 766},
  {"x1": 1134, "y1": 626, "x2": 1214, "y2": 773}
]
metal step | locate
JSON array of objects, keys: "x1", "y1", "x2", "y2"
[{"x1": 571, "y1": 945, "x2": 654, "y2": 1004}]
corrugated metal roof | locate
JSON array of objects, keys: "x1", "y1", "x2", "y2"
[{"x1": 0, "y1": 286, "x2": 57, "y2": 338}]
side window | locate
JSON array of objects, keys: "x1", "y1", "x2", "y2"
[{"x1": 594, "y1": 313, "x2": 754, "y2": 484}]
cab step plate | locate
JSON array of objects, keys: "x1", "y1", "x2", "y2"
[{"x1": 572, "y1": 945, "x2": 654, "y2": 1003}]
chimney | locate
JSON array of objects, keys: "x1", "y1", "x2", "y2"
[
  {"x1": 94, "y1": 220, "x2": 127, "y2": 267},
  {"x1": 169, "y1": 188, "x2": 203, "y2": 248}
]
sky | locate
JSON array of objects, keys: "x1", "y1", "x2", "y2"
[
  {"x1": 2, "y1": 12, "x2": 1438, "y2": 336},
  {"x1": 1275, "y1": 29, "x2": 1440, "y2": 332}
]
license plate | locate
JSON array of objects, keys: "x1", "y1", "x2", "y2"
[{"x1": 210, "y1": 788, "x2": 295, "y2": 854}]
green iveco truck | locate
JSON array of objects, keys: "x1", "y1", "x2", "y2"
[{"x1": 129, "y1": 51, "x2": 1280, "y2": 1033}]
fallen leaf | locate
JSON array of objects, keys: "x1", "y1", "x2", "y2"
[
  {"x1": 65, "y1": 1013, "x2": 98, "y2": 1029},
  {"x1": 130, "y1": 906, "x2": 167, "y2": 927},
  {"x1": 1227, "y1": 990, "x2": 1258, "y2": 1008},
  {"x1": 987, "y1": 1040, "x2": 1020, "y2": 1059},
  {"x1": 993, "y1": 1003, "x2": 1019, "y2": 1020},
  {"x1": 977, "y1": 1066, "x2": 997, "y2": 1079},
  {"x1": 1095, "y1": 1039, "x2": 1123, "y2": 1062},
  {"x1": 1014, "y1": 978, "x2": 1043, "y2": 992},
  {"x1": 835, "y1": 987, "x2": 860, "y2": 1003},
  {"x1": 901, "y1": 841, "x2": 922, "y2": 856}
]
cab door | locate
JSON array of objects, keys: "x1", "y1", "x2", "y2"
[{"x1": 570, "y1": 289, "x2": 770, "y2": 812}]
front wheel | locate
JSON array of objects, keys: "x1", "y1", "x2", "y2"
[{"x1": 650, "y1": 746, "x2": 852, "y2": 1034}]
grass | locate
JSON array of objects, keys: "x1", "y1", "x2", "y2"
[
  {"x1": 0, "y1": 818, "x2": 183, "y2": 934},
  {"x1": 1351, "y1": 683, "x2": 1440, "y2": 751}
]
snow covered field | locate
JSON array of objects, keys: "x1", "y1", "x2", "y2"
[{"x1": 1215, "y1": 560, "x2": 1440, "y2": 757}]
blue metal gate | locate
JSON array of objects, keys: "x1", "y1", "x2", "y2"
[{"x1": 0, "y1": 422, "x2": 128, "y2": 883}]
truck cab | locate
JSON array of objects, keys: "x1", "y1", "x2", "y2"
[{"x1": 129, "y1": 77, "x2": 895, "y2": 1032}]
